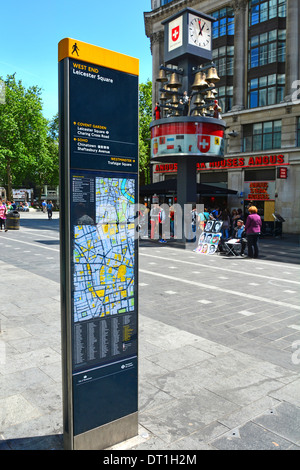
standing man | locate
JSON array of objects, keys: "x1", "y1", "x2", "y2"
[
  {"x1": 47, "y1": 200, "x2": 53, "y2": 220},
  {"x1": 158, "y1": 204, "x2": 167, "y2": 243}
]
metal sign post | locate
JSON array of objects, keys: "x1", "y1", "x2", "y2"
[{"x1": 58, "y1": 38, "x2": 139, "y2": 450}]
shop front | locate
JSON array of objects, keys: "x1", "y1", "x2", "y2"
[{"x1": 151, "y1": 151, "x2": 294, "y2": 233}]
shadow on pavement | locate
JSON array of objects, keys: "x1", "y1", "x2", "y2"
[
  {"x1": 36, "y1": 239, "x2": 60, "y2": 245},
  {"x1": 20, "y1": 218, "x2": 60, "y2": 232},
  {"x1": 1, "y1": 434, "x2": 63, "y2": 451},
  {"x1": 140, "y1": 234, "x2": 300, "y2": 265}
]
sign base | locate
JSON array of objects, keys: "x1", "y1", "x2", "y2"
[{"x1": 69, "y1": 412, "x2": 138, "y2": 450}]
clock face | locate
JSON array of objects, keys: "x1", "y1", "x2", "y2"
[{"x1": 188, "y1": 14, "x2": 211, "y2": 50}]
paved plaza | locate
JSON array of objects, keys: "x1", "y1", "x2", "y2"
[{"x1": 0, "y1": 211, "x2": 299, "y2": 450}]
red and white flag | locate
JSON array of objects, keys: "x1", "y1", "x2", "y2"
[
  {"x1": 198, "y1": 135, "x2": 210, "y2": 153},
  {"x1": 172, "y1": 26, "x2": 180, "y2": 42}
]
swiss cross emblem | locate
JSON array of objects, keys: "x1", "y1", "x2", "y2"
[
  {"x1": 198, "y1": 135, "x2": 210, "y2": 153},
  {"x1": 172, "y1": 26, "x2": 180, "y2": 42}
]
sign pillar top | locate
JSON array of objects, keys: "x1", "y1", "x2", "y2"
[{"x1": 58, "y1": 38, "x2": 139, "y2": 75}]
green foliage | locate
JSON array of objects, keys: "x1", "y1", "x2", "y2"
[
  {"x1": 0, "y1": 74, "x2": 152, "y2": 198},
  {"x1": 139, "y1": 81, "x2": 152, "y2": 186},
  {"x1": 0, "y1": 74, "x2": 59, "y2": 200}
]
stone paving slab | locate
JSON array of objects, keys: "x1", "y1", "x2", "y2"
[{"x1": 0, "y1": 227, "x2": 299, "y2": 450}]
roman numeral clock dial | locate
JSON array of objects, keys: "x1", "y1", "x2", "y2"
[{"x1": 188, "y1": 14, "x2": 211, "y2": 50}]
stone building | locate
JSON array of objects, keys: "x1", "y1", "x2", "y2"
[{"x1": 144, "y1": 0, "x2": 300, "y2": 234}]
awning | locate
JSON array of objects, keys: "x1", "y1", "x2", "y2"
[{"x1": 140, "y1": 178, "x2": 237, "y2": 196}]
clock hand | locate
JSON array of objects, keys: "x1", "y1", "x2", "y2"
[{"x1": 198, "y1": 20, "x2": 202, "y2": 35}]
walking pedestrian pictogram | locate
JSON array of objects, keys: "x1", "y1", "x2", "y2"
[{"x1": 72, "y1": 43, "x2": 79, "y2": 56}]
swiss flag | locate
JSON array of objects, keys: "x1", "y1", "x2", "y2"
[
  {"x1": 172, "y1": 26, "x2": 180, "y2": 42},
  {"x1": 198, "y1": 135, "x2": 210, "y2": 153}
]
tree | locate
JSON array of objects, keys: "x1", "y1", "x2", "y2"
[
  {"x1": 139, "y1": 81, "x2": 152, "y2": 186},
  {"x1": 0, "y1": 74, "x2": 57, "y2": 201}
]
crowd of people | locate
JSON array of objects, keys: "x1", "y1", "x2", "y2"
[
  {"x1": 138, "y1": 201, "x2": 262, "y2": 258},
  {"x1": 207, "y1": 205, "x2": 262, "y2": 258},
  {"x1": 193, "y1": 204, "x2": 262, "y2": 258}
]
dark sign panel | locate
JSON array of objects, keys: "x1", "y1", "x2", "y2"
[
  {"x1": 59, "y1": 38, "x2": 139, "y2": 449},
  {"x1": 69, "y1": 59, "x2": 138, "y2": 172}
]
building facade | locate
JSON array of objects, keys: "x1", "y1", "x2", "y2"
[{"x1": 144, "y1": 0, "x2": 300, "y2": 234}]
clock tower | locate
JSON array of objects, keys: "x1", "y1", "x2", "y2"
[
  {"x1": 161, "y1": 8, "x2": 216, "y2": 110},
  {"x1": 150, "y1": 8, "x2": 226, "y2": 247},
  {"x1": 162, "y1": 8, "x2": 214, "y2": 65}
]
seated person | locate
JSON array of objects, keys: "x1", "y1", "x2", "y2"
[{"x1": 227, "y1": 219, "x2": 247, "y2": 256}]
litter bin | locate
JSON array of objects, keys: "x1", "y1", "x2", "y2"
[{"x1": 6, "y1": 210, "x2": 20, "y2": 230}]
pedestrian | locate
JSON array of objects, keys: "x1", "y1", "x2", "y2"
[
  {"x1": 158, "y1": 205, "x2": 167, "y2": 243},
  {"x1": 220, "y1": 208, "x2": 231, "y2": 239},
  {"x1": 169, "y1": 205, "x2": 175, "y2": 237},
  {"x1": 0, "y1": 198, "x2": 8, "y2": 232},
  {"x1": 198, "y1": 207, "x2": 210, "y2": 232},
  {"x1": 190, "y1": 203, "x2": 198, "y2": 242},
  {"x1": 42, "y1": 200, "x2": 47, "y2": 213},
  {"x1": 150, "y1": 203, "x2": 159, "y2": 239},
  {"x1": 244, "y1": 206, "x2": 262, "y2": 258},
  {"x1": 210, "y1": 206, "x2": 221, "y2": 220},
  {"x1": 47, "y1": 200, "x2": 53, "y2": 219}
]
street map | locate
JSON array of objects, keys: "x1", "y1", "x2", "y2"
[{"x1": 73, "y1": 177, "x2": 135, "y2": 322}]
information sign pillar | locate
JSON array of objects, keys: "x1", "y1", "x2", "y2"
[{"x1": 58, "y1": 38, "x2": 139, "y2": 450}]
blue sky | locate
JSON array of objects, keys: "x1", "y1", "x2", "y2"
[{"x1": 0, "y1": 0, "x2": 152, "y2": 120}]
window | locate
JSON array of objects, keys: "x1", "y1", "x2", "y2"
[
  {"x1": 216, "y1": 86, "x2": 233, "y2": 113},
  {"x1": 248, "y1": 74, "x2": 285, "y2": 108},
  {"x1": 249, "y1": 0, "x2": 286, "y2": 26},
  {"x1": 243, "y1": 120, "x2": 281, "y2": 151},
  {"x1": 212, "y1": 7, "x2": 234, "y2": 39},
  {"x1": 249, "y1": 30, "x2": 286, "y2": 68},
  {"x1": 212, "y1": 46, "x2": 234, "y2": 77}
]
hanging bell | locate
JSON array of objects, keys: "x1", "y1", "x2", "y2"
[
  {"x1": 201, "y1": 107, "x2": 207, "y2": 116},
  {"x1": 171, "y1": 94, "x2": 179, "y2": 104},
  {"x1": 156, "y1": 69, "x2": 168, "y2": 82},
  {"x1": 192, "y1": 108, "x2": 201, "y2": 116},
  {"x1": 193, "y1": 93, "x2": 205, "y2": 105},
  {"x1": 191, "y1": 71, "x2": 208, "y2": 90},
  {"x1": 205, "y1": 90, "x2": 215, "y2": 100},
  {"x1": 173, "y1": 106, "x2": 181, "y2": 116},
  {"x1": 160, "y1": 92, "x2": 167, "y2": 102},
  {"x1": 168, "y1": 72, "x2": 182, "y2": 88},
  {"x1": 206, "y1": 67, "x2": 220, "y2": 83},
  {"x1": 164, "y1": 85, "x2": 173, "y2": 96}
]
